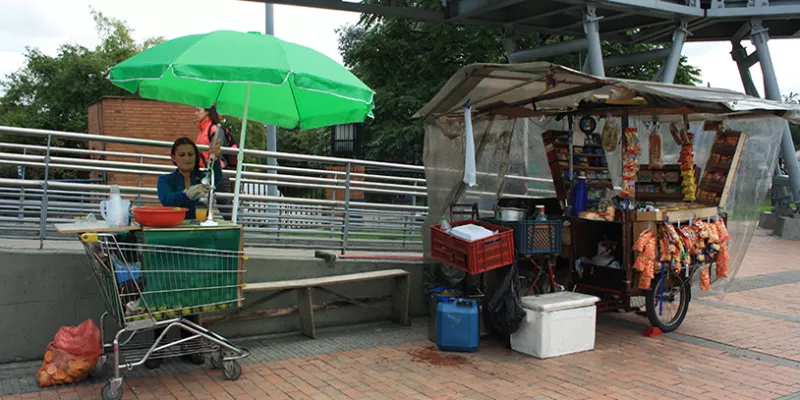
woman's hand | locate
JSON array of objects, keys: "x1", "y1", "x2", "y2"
[{"x1": 185, "y1": 184, "x2": 209, "y2": 200}]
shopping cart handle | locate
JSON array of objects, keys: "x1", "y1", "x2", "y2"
[{"x1": 80, "y1": 233, "x2": 99, "y2": 243}]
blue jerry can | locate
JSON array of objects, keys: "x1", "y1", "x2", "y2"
[{"x1": 436, "y1": 297, "x2": 479, "y2": 352}]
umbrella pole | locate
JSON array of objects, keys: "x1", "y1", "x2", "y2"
[{"x1": 232, "y1": 84, "x2": 252, "y2": 225}]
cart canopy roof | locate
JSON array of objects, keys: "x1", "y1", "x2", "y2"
[{"x1": 414, "y1": 62, "x2": 800, "y2": 123}]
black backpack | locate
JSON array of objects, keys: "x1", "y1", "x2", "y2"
[{"x1": 206, "y1": 123, "x2": 239, "y2": 169}]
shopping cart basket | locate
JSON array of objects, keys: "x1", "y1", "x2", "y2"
[{"x1": 80, "y1": 233, "x2": 250, "y2": 400}]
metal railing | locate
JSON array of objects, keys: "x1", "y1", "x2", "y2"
[
  {"x1": 0, "y1": 125, "x2": 554, "y2": 253},
  {"x1": 0, "y1": 125, "x2": 428, "y2": 253}
]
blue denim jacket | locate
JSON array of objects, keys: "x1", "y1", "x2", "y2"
[{"x1": 157, "y1": 159, "x2": 223, "y2": 219}]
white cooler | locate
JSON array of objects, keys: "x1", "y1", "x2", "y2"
[{"x1": 510, "y1": 291, "x2": 600, "y2": 359}]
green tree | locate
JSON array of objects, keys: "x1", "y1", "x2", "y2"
[
  {"x1": 338, "y1": 1, "x2": 701, "y2": 164},
  {"x1": 221, "y1": 117, "x2": 267, "y2": 165},
  {"x1": 0, "y1": 9, "x2": 164, "y2": 179}
]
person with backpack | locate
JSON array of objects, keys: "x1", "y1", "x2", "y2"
[{"x1": 194, "y1": 105, "x2": 239, "y2": 220}]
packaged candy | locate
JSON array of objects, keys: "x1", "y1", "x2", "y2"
[{"x1": 648, "y1": 125, "x2": 663, "y2": 169}]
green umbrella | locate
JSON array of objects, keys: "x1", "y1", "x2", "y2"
[{"x1": 109, "y1": 30, "x2": 375, "y2": 223}]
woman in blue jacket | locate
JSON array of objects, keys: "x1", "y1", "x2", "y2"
[
  {"x1": 148, "y1": 137, "x2": 222, "y2": 368},
  {"x1": 157, "y1": 137, "x2": 223, "y2": 220}
]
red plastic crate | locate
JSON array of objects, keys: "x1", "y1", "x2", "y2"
[{"x1": 430, "y1": 219, "x2": 515, "y2": 274}]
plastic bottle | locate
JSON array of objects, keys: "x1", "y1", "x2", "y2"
[
  {"x1": 100, "y1": 185, "x2": 131, "y2": 227},
  {"x1": 570, "y1": 175, "x2": 589, "y2": 216},
  {"x1": 534, "y1": 205, "x2": 547, "y2": 221},
  {"x1": 440, "y1": 215, "x2": 452, "y2": 232}
]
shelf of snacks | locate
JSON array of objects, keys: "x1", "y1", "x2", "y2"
[
  {"x1": 697, "y1": 130, "x2": 746, "y2": 208},
  {"x1": 635, "y1": 164, "x2": 700, "y2": 203},
  {"x1": 543, "y1": 130, "x2": 611, "y2": 201}
]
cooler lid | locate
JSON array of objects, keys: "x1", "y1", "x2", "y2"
[{"x1": 520, "y1": 292, "x2": 599, "y2": 312}]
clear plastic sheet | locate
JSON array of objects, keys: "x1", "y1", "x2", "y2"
[
  {"x1": 423, "y1": 113, "x2": 786, "y2": 296},
  {"x1": 697, "y1": 117, "x2": 785, "y2": 296}
]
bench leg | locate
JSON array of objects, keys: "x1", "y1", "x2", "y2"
[
  {"x1": 392, "y1": 274, "x2": 411, "y2": 326},
  {"x1": 297, "y1": 288, "x2": 316, "y2": 339}
]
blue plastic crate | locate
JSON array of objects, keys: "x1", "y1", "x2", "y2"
[
  {"x1": 516, "y1": 220, "x2": 563, "y2": 254},
  {"x1": 481, "y1": 218, "x2": 563, "y2": 255}
]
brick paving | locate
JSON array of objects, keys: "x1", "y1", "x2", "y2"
[
  {"x1": 702, "y1": 282, "x2": 800, "y2": 318},
  {"x1": 3, "y1": 228, "x2": 800, "y2": 400},
  {"x1": 732, "y1": 230, "x2": 800, "y2": 278}
]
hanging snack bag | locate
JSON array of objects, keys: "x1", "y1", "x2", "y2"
[
  {"x1": 648, "y1": 123, "x2": 663, "y2": 169},
  {"x1": 602, "y1": 115, "x2": 619, "y2": 152}
]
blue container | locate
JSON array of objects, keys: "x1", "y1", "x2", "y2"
[
  {"x1": 570, "y1": 176, "x2": 589, "y2": 216},
  {"x1": 436, "y1": 298, "x2": 479, "y2": 352}
]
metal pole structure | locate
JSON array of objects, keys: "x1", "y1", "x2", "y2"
[
  {"x1": 265, "y1": 3, "x2": 280, "y2": 228},
  {"x1": 582, "y1": 3, "x2": 605, "y2": 77},
  {"x1": 604, "y1": 48, "x2": 671, "y2": 69},
  {"x1": 661, "y1": 19, "x2": 690, "y2": 84},
  {"x1": 39, "y1": 135, "x2": 52, "y2": 248},
  {"x1": 730, "y1": 42, "x2": 761, "y2": 97},
  {"x1": 750, "y1": 19, "x2": 800, "y2": 206},
  {"x1": 507, "y1": 38, "x2": 589, "y2": 63}
]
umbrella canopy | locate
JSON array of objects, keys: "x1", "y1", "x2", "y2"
[
  {"x1": 109, "y1": 30, "x2": 375, "y2": 224},
  {"x1": 110, "y1": 30, "x2": 375, "y2": 130}
]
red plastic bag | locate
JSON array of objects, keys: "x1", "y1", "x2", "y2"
[
  {"x1": 37, "y1": 319, "x2": 102, "y2": 387},
  {"x1": 53, "y1": 319, "x2": 102, "y2": 358}
]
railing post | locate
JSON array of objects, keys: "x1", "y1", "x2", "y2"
[
  {"x1": 412, "y1": 181, "x2": 417, "y2": 207},
  {"x1": 402, "y1": 214, "x2": 409, "y2": 249},
  {"x1": 39, "y1": 135, "x2": 52, "y2": 248},
  {"x1": 330, "y1": 173, "x2": 337, "y2": 239},
  {"x1": 277, "y1": 201, "x2": 282, "y2": 238},
  {"x1": 341, "y1": 162, "x2": 352, "y2": 254},
  {"x1": 19, "y1": 148, "x2": 26, "y2": 221}
]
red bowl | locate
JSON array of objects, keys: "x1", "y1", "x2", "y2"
[{"x1": 132, "y1": 207, "x2": 187, "y2": 227}]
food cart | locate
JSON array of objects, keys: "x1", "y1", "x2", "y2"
[
  {"x1": 416, "y1": 62, "x2": 799, "y2": 336},
  {"x1": 55, "y1": 215, "x2": 249, "y2": 400}
]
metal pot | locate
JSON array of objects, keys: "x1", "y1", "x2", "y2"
[{"x1": 495, "y1": 206, "x2": 526, "y2": 221}]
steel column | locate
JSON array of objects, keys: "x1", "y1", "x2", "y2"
[
  {"x1": 730, "y1": 42, "x2": 761, "y2": 97},
  {"x1": 583, "y1": 3, "x2": 605, "y2": 77},
  {"x1": 661, "y1": 19, "x2": 690, "y2": 83},
  {"x1": 507, "y1": 38, "x2": 589, "y2": 63},
  {"x1": 604, "y1": 48, "x2": 671, "y2": 68},
  {"x1": 751, "y1": 19, "x2": 800, "y2": 206}
]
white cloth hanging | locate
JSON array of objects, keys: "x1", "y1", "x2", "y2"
[{"x1": 463, "y1": 105, "x2": 476, "y2": 187}]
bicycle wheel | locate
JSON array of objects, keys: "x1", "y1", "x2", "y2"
[{"x1": 645, "y1": 271, "x2": 691, "y2": 332}]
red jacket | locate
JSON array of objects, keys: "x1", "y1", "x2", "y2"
[{"x1": 196, "y1": 117, "x2": 226, "y2": 169}]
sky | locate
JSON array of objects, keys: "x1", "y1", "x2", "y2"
[{"x1": 1, "y1": 0, "x2": 800, "y2": 98}]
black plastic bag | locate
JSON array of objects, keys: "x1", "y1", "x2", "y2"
[{"x1": 483, "y1": 262, "x2": 526, "y2": 346}]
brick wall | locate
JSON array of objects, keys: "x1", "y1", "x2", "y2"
[
  {"x1": 88, "y1": 97, "x2": 198, "y2": 188},
  {"x1": 324, "y1": 165, "x2": 365, "y2": 200}
]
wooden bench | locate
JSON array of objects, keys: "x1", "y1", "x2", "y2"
[{"x1": 210, "y1": 269, "x2": 411, "y2": 338}]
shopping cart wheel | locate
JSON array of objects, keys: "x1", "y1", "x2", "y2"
[
  {"x1": 101, "y1": 381, "x2": 123, "y2": 400},
  {"x1": 222, "y1": 360, "x2": 242, "y2": 380}
]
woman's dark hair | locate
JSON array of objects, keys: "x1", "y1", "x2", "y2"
[
  {"x1": 170, "y1": 137, "x2": 201, "y2": 171},
  {"x1": 206, "y1": 104, "x2": 222, "y2": 126}
]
